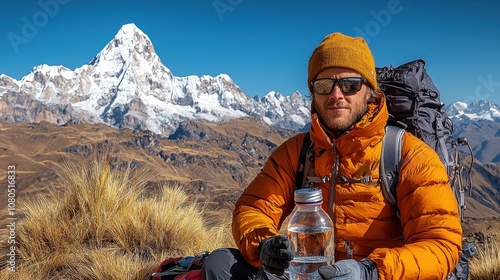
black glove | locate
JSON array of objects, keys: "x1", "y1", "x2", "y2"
[
  {"x1": 318, "y1": 258, "x2": 378, "y2": 280},
  {"x1": 258, "y1": 235, "x2": 295, "y2": 276}
]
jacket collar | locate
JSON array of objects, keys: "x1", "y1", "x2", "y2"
[{"x1": 309, "y1": 95, "x2": 389, "y2": 153}]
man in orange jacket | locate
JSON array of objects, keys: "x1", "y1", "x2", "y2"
[{"x1": 202, "y1": 32, "x2": 462, "y2": 280}]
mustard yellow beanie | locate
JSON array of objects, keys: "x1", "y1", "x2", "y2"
[{"x1": 308, "y1": 32, "x2": 377, "y2": 93}]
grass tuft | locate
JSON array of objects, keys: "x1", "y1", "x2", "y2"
[{"x1": 0, "y1": 149, "x2": 233, "y2": 279}]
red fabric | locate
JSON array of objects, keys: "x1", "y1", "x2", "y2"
[
  {"x1": 152, "y1": 257, "x2": 202, "y2": 280},
  {"x1": 174, "y1": 270, "x2": 202, "y2": 280},
  {"x1": 153, "y1": 257, "x2": 183, "y2": 274}
]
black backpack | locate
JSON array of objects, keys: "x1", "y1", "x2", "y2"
[
  {"x1": 376, "y1": 59, "x2": 455, "y2": 178},
  {"x1": 296, "y1": 59, "x2": 476, "y2": 280}
]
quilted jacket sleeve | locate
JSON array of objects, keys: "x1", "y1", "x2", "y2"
[
  {"x1": 231, "y1": 133, "x2": 305, "y2": 268},
  {"x1": 369, "y1": 133, "x2": 463, "y2": 280}
]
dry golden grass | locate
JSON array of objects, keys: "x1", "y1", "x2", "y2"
[
  {"x1": 0, "y1": 149, "x2": 234, "y2": 279},
  {"x1": 469, "y1": 236, "x2": 500, "y2": 280}
]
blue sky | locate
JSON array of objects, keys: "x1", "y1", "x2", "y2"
[{"x1": 1, "y1": 0, "x2": 499, "y2": 105}]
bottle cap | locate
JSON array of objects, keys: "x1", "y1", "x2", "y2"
[{"x1": 294, "y1": 188, "x2": 323, "y2": 203}]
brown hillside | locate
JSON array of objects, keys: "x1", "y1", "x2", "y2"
[
  {"x1": 0, "y1": 119, "x2": 293, "y2": 234},
  {"x1": 0, "y1": 119, "x2": 499, "y2": 241}
]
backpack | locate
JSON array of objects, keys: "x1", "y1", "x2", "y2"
[
  {"x1": 149, "y1": 252, "x2": 209, "y2": 280},
  {"x1": 376, "y1": 59, "x2": 455, "y2": 180},
  {"x1": 376, "y1": 59, "x2": 475, "y2": 221},
  {"x1": 296, "y1": 59, "x2": 476, "y2": 280}
]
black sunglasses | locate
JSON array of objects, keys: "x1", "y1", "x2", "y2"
[{"x1": 311, "y1": 77, "x2": 367, "y2": 95}]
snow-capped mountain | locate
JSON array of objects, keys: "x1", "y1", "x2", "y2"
[
  {"x1": 1, "y1": 23, "x2": 498, "y2": 138},
  {"x1": 446, "y1": 100, "x2": 500, "y2": 121},
  {"x1": 445, "y1": 100, "x2": 500, "y2": 164},
  {"x1": 0, "y1": 23, "x2": 310, "y2": 135}
]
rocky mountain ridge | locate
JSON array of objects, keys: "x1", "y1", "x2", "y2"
[{"x1": 0, "y1": 23, "x2": 310, "y2": 136}]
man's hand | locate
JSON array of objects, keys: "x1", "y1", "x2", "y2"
[
  {"x1": 258, "y1": 235, "x2": 295, "y2": 276},
  {"x1": 318, "y1": 259, "x2": 378, "y2": 280}
]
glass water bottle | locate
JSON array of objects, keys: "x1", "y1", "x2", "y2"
[{"x1": 287, "y1": 188, "x2": 334, "y2": 280}]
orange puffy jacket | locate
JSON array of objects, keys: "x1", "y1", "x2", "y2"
[{"x1": 232, "y1": 96, "x2": 462, "y2": 280}]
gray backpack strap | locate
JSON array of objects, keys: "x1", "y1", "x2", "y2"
[
  {"x1": 435, "y1": 114, "x2": 455, "y2": 176},
  {"x1": 380, "y1": 126, "x2": 405, "y2": 209},
  {"x1": 296, "y1": 132, "x2": 313, "y2": 189}
]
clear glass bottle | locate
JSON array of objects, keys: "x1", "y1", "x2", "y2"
[{"x1": 287, "y1": 188, "x2": 334, "y2": 280}]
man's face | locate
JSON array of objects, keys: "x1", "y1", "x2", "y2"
[{"x1": 312, "y1": 67, "x2": 370, "y2": 133}]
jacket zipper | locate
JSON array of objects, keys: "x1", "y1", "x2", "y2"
[
  {"x1": 345, "y1": 240, "x2": 354, "y2": 259},
  {"x1": 329, "y1": 144, "x2": 339, "y2": 220}
]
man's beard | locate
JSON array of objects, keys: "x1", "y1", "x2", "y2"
[{"x1": 316, "y1": 99, "x2": 368, "y2": 133}]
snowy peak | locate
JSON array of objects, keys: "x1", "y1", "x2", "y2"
[
  {"x1": 98, "y1": 23, "x2": 156, "y2": 60},
  {"x1": 115, "y1": 23, "x2": 150, "y2": 47},
  {"x1": 449, "y1": 101, "x2": 468, "y2": 114},
  {"x1": 89, "y1": 23, "x2": 166, "y2": 75},
  {"x1": 447, "y1": 100, "x2": 500, "y2": 121},
  {"x1": 0, "y1": 74, "x2": 19, "y2": 95}
]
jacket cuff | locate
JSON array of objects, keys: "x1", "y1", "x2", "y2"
[{"x1": 360, "y1": 258, "x2": 378, "y2": 280}]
